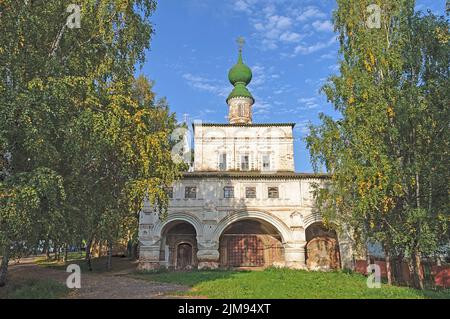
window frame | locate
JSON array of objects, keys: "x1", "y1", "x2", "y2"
[
  {"x1": 185, "y1": 186, "x2": 197, "y2": 199},
  {"x1": 240, "y1": 154, "x2": 250, "y2": 171},
  {"x1": 245, "y1": 186, "x2": 257, "y2": 199},
  {"x1": 268, "y1": 186, "x2": 279, "y2": 199},
  {"x1": 223, "y1": 186, "x2": 234, "y2": 199},
  {"x1": 262, "y1": 154, "x2": 271, "y2": 171},
  {"x1": 219, "y1": 153, "x2": 227, "y2": 171}
]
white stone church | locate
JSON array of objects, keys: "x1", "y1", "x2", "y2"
[{"x1": 138, "y1": 44, "x2": 353, "y2": 271}]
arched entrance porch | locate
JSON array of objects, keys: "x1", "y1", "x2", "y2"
[
  {"x1": 219, "y1": 219, "x2": 284, "y2": 268},
  {"x1": 160, "y1": 221, "x2": 198, "y2": 270},
  {"x1": 305, "y1": 222, "x2": 341, "y2": 270}
]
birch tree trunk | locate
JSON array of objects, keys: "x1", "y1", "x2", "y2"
[
  {"x1": 384, "y1": 246, "x2": 393, "y2": 285},
  {"x1": 414, "y1": 250, "x2": 425, "y2": 290}
]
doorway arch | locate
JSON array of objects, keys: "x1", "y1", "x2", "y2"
[
  {"x1": 305, "y1": 222, "x2": 340, "y2": 270},
  {"x1": 219, "y1": 219, "x2": 284, "y2": 268},
  {"x1": 160, "y1": 221, "x2": 198, "y2": 270}
]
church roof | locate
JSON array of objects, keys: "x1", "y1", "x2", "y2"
[
  {"x1": 182, "y1": 171, "x2": 330, "y2": 179},
  {"x1": 193, "y1": 123, "x2": 296, "y2": 128}
]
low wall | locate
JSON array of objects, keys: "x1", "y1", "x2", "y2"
[{"x1": 355, "y1": 259, "x2": 450, "y2": 288}]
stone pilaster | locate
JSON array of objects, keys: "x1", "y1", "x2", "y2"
[
  {"x1": 284, "y1": 241, "x2": 307, "y2": 269},
  {"x1": 137, "y1": 244, "x2": 161, "y2": 271},
  {"x1": 197, "y1": 241, "x2": 220, "y2": 269}
]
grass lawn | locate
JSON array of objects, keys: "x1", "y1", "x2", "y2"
[
  {"x1": 0, "y1": 278, "x2": 69, "y2": 299},
  {"x1": 131, "y1": 268, "x2": 450, "y2": 299}
]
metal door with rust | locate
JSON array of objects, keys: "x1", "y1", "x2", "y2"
[{"x1": 224, "y1": 235, "x2": 265, "y2": 267}]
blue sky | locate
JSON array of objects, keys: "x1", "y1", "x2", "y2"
[{"x1": 140, "y1": 0, "x2": 447, "y2": 172}]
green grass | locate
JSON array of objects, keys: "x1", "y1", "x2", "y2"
[
  {"x1": 131, "y1": 268, "x2": 450, "y2": 299},
  {"x1": 0, "y1": 278, "x2": 69, "y2": 299}
]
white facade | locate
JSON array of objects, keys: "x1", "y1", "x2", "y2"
[
  {"x1": 193, "y1": 124, "x2": 295, "y2": 172},
  {"x1": 138, "y1": 123, "x2": 353, "y2": 271}
]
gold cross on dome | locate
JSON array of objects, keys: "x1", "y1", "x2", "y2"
[{"x1": 237, "y1": 36, "x2": 245, "y2": 52}]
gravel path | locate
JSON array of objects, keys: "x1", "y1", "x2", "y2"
[{"x1": 6, "y1": 258, "x2": 189, "y2": 299}]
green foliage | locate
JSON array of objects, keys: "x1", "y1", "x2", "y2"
[
  {"x1": 0, "y1": 0, "x2": 184, "y2": 282},
  {"x1": 306, "y1": 0, "x2": 449, "y2": 287}
]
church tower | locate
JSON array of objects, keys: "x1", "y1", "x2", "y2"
[{"x1": 227, "y1": 37, "x2": 254, "y2": 124}]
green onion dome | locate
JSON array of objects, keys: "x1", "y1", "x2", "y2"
[
  {"x1": 228, "y1": 51, "x2": 252, "y2": 86},
  {"x1": 227, "y1": 51, "x2": 254, "y2": 103}
]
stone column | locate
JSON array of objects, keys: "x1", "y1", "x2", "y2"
[
  {"x1": 197, "y1": 241, "x2": 220, "y2": 269},
  {"x1": 284, "y1": 241, "x2": 307, "y2": 269},
  {"x1": 138, "y1": 211, "x2": 161, "y2": 270},
  {"x1": 283, "y1": 219, "x2": 307, "y2": 269}
]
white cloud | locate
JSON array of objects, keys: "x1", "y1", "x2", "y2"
[
  {"x1": 270, "y1": 15, "x2": 293, "y2": 30},
  {"x1": 296, "y1": 6, "x2": 326, "y2": 22},
  {"x1": 253, "y1": 98, "x2": 271, "y2": 115},
  {"x1": 234, "y1": 0, "x2": 257, "y2": 14},
  {"x1": 254, "y1": 22, "x2": 265, "y2": 31},
  {"x1": 312, "y1": 20, "x2": 334, "y2": 32},
  {"x1": 319, "y1": 52, "x2": 336, "y2": 60},
  {"x1": 250, "y1": 65, "x2": 267, "y2": 87},
  {"x1": 298, "y1": 97, "x2": 319, "y2": 109},
  {"x1": 261, "y1": 38, "x2": 279, "y2": 50},
  {"x1": 294, "y1": 119, "x2": 311, "y2": 136},
  {"x1": 183, "y1": 73, "x2": 229, "y2": 97},
  {"x1": 298, "y1": 97, "x2": 316, "y2": 103},
  {"x1": 280, "y1": 31, "x2": 302, "y2": 43},
  {"x1": 294, "y1": 36, "x2": 337, "y2": 55},
  {"x1": 262, "y1": 4, "x2": 276, "y2": 16},
  {"x1": 240, "y1": 3, "x2": 334, "y2": 53},
  {"x1": 252, "y1": 13, "x2": 300, "y2": 48}
]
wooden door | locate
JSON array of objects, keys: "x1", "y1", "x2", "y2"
[{"x1": 176, "y1": 243, "x2": 193, "y2": 270}]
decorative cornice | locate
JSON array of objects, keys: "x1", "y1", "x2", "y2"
[{"x1": 182, "y1": 171, "x2": 330, "y2": 180}]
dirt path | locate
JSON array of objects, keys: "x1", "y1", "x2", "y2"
[{"x1": 6, "y1": 258, "x2": 190, "y2": 299}]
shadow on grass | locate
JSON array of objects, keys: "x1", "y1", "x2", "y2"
[{"x1": 36, "y1": 253, "x2": 137, "y2": 274}]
